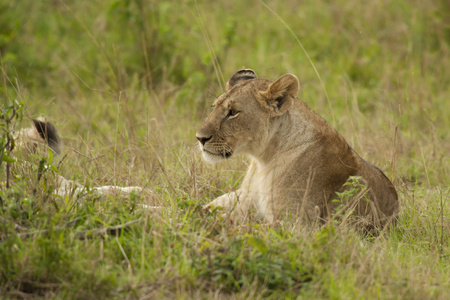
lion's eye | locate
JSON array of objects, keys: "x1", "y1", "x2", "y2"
[{"x1": 227, "y1": 109, "x2": 239, "y2": 118}]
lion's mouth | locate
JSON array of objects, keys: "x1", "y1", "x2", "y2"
[
  {"x1": 203, "y1": 149, "x2": 233, "y2": 159},
  {"x1": 223, "y1": 151, "x2": 232, "y2": 158}
]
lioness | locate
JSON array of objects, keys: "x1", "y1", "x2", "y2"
[{"x1": 196, "y1": 69, "x2": 398, "y2": 228}]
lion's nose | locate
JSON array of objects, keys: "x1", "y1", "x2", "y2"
[{"x1": 196, "y1": 135, "x2": 212, "y2": 146}]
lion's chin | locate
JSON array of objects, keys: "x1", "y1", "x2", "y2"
[{"x1": 201, "y1": 150, "x2": 231, "y2": 164}]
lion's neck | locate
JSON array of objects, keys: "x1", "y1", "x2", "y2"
[
  {"x1": 252, "y1": 99, "x2": 351, "y2": 170},
  {"x1": 252, "y1": 107, "x2": 316, "y2": 167}
]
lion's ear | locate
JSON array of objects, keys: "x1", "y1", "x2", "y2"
[
  {"x1": 226, "y1": 69, "x2": 257, "y2": 90},
  {"x1": 32, "y1": 119, "x2": 62, "y2": 155},
  {"x1": 260, "y1": 73, "x2": 299, "y2": 116}
]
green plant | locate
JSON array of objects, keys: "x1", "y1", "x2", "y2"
[{"x1": 0, "y1": 99, "x2": 23, "y2": 189}]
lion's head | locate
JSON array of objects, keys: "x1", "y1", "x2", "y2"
[
  {"x1": 14, "y1": 118, "x2": 62, "y2": 156},
  {"x1": 196, "y1": 69, "x2": 299, "y2": 163}
]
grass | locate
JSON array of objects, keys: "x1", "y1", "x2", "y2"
[{"x1": 1, "y1": 0, "x2": 450, "y2": 298}]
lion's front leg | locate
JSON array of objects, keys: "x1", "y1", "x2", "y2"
[{"x1": 204, "y1": 189, "x2": 254, "y2": 223}]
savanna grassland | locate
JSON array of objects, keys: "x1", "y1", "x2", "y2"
[{"x1": 1, "y1": 0, "x2": 450, "y2": 298}]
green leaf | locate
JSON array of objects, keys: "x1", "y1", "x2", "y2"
[
  {"x1": 1, "y1": 105, "x2": 13, "y2": 117},
  {"x1": 248, "y1": 236, "x2": 268, "y2": 254},
  {"x1": 2, "y1": 153, "x2": 16, "y2": 163},
  {"x1": 47, "y1": 148, "x2": 54, "y2": 164}
]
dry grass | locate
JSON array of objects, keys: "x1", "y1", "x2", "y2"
[{"x1": 1, "y1": 0, "x2": 450, "y2": 298}]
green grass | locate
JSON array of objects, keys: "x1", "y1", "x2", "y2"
[{"x1": 1, "y1": 0, "x2": 450, "y2": 298}]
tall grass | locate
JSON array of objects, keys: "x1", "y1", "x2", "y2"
[{"x1": 1, "y1": 0, "x2": 450, "y2": 298}]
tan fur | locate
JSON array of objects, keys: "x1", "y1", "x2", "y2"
[{"x1": 196, "y1": 69, "x2": 399, "y2": 229}]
